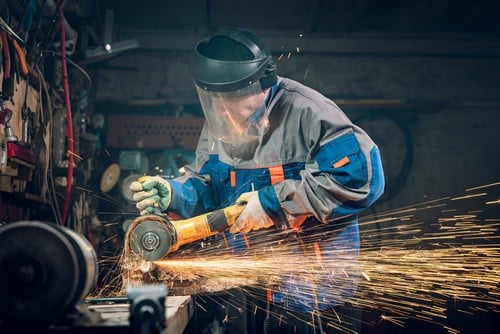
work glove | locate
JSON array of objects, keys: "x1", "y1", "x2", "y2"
[
  {"x1": 229, "y1": 191, "x2": 274, "y2": 234},
  {"x1": 129, "y1": 176, "x2": 172, "y2": 215}
]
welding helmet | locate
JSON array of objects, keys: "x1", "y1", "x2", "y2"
[{"x1": 189, "y1": 28, "x2": 277, "y2": 144}]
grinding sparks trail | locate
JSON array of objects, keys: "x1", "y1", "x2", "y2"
[
  {"x1": 120, "y1": 183, "x2": 500, "y2": 332},
  {"x1": 151, "y1": 244, "x2": 499, "y2": 328}
]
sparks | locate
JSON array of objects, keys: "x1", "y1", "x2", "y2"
[{"x1": 113, "y1": 182, "x2": 500, "y2": 332}]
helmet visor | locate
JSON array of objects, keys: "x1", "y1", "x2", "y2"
[{"x1": 195, "y1": 81, "x2": 270, "y2": 144}]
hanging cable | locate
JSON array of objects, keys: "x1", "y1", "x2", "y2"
[
  {"x1": 37, "y1": 65, "x2": 62, "y2": 225},
  {"x1": 43, "y1": 50, "x2": 92, "y2": 91},
  {"x1": 58, "y1": 0, "x2": 74, "y2": 226}
]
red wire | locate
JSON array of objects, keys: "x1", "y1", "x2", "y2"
[{"x1": 59, "y1": 0, "x2": 74, "y2": 226}]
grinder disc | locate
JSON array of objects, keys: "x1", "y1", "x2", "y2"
[
  {"x1": 128, "y1": 220, "x2": 172, "y2": 261},
  {"x1": 100, "y1": 163, "x2": 121, "y2": 193}
]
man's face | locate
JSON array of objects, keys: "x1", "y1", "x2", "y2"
[
  {"x1": 212, "y1": 89, "x2": 269, "y2": 133},
  {"x1": 196, "y1": 84, "x2": 272, "y2": 144}
]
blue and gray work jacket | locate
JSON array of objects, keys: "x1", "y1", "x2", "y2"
[{"x1": 166, "y1": 77, "x2": 385, "y2": 312}]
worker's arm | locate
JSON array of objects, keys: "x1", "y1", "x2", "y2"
[
  {"x1": 165, "y1": 124, "x2": 218, "y2": 218},
  {"x1": 261, "y1": 105, "x2": 385, "y2": 229},
  {"x1": 128, "y1": 125, "x2": 217, "y2": 218}
]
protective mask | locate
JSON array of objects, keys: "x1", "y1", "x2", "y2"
[{"x1": 195, "y1": 81, "x2": 271, "y2": 144}]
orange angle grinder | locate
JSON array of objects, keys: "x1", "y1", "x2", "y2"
[{"x1": 126, "y1": 204, "x2": 245, "y2": 261}]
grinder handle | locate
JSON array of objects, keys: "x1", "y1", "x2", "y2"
[{"x1": 168, "y1": 203, "x2": 246, "y2": 253}]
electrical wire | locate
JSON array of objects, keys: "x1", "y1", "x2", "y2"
[
  {"x1": 36, "y1": 65, "x2": 61, "y2": 225},
  {"x1": 42, "y1": 50, "x2": 93, "y2": 91},
  {"x1": 58, "y1": 0, "x2": 74, "y2": 226}
]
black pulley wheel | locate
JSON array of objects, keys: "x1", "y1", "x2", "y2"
[
  {"x1": 0, "y1": 221, "x2": 97, "y2": 324},
  {"x1": 128, "y1": 220, "x2": 173, "y2": 261}
]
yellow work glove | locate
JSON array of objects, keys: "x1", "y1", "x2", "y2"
[
  {"x1": 229, "y1": 191, "x2": 274, "y2": 234},
  {"x1": 129, "y1": 176, "x2": 172, "y2": 215}
]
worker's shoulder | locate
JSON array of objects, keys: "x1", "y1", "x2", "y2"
[
  {"x1": 276, "y1": 77, "x2": 343, "y2": 120},
  {"x1": 278, "y1": 77, "x2": 318, "y2": 97}
]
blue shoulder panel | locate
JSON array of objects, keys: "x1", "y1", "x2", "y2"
[{"x1": 316, "y1": 132, "x2": 368, "y2": 189}]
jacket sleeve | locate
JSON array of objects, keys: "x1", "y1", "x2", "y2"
[
  {"x1": 260, "y1": 102, "x2": 385, "y2": 228},
  {"x1": 167, "y1": 124, "x2": 218, "y2": 218}
]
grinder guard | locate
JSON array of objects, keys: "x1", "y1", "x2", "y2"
[{"x1": 127, "y1": 216, "x2": 177, "y2": 261}]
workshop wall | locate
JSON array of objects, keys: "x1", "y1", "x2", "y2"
[
  {"x1": 93, "y1": 45, "x2": 500, "y2": 104},
  {"x1": 0, "y1": 70, "x2": 46, "y2": 221}
]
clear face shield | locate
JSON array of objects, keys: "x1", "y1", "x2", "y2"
[{"x1": 195, "y1": 81, "x2": 271, "y2": 145}]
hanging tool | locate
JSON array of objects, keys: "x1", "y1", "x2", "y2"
[
  {"x1": 0, "y1": 16, "x2": 24, "y2": 46},
  {"x1": 126, "y1": 204, "x2": 245, "y2": 261},
  {"x1": 20, "y1": 0, "x2": 36, "y2": 43},
  {"x1": 11, "y1": 37, "x2": 29, "y2": 77},
  {"x1": 1, "y1": 30, "x2": 14, "y2": 101},
  {"x1": 21, "y1": 105, "x2": 30, "y2": 143},
  {"x1": 0, "y1": 134, "x2": 6, "y2": 173},
  {"x1": 20, "y1": 72, "x2": 33, "y2": 146},
  {"x1": 28, "y1": 106, "x2": 35, "y2": 142},
  {"x1": 0, "y1": 104, "x2": 17, "y2": 142},
  {"x1": 21, "y1": 78, "x2": 30, "y2": 144},
  {"x1": 0, "y1": 103, "x2": 35, "y2": 168}
]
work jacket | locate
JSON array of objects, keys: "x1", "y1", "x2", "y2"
[{"x1": 167, "y1": 77, "x2": 385, "y2": 312}]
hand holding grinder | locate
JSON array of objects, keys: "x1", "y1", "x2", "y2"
[{"x1": 127, "y1": 175, "x2": 251, "y2": 261}]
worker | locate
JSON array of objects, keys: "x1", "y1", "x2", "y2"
[{"x1": 129, "y1": 28, "x2": 385, "y2": 334}]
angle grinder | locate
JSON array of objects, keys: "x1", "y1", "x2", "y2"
[{"x1": 126, "y1": 204, "x2": 245, "y2": 261}]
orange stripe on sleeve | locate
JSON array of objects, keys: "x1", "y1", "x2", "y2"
[
  {"x1": 230, "y1": 171, "x2": 236, "y2": 187},
  {"x1": 333, "y1": 156, "x2": 350, "y2": 168}
]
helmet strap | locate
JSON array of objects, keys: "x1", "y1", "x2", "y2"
[{"x1": 259, "y1": 61, "x2": 277, "y2": 90}]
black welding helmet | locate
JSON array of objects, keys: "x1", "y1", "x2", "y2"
[{"x1": 189, "y1": 28, "x2": 277, "y2": 144}]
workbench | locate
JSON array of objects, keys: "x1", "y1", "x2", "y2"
[
  {"x1": 88, "y1": 295, "x2": 193, "y2": 333},
  {"x1": 41, "y1": 295, "x2": 194, "y2": 333},
  {"x1": 87, "y1": 296, "x2": 193, "y2": 334}
]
